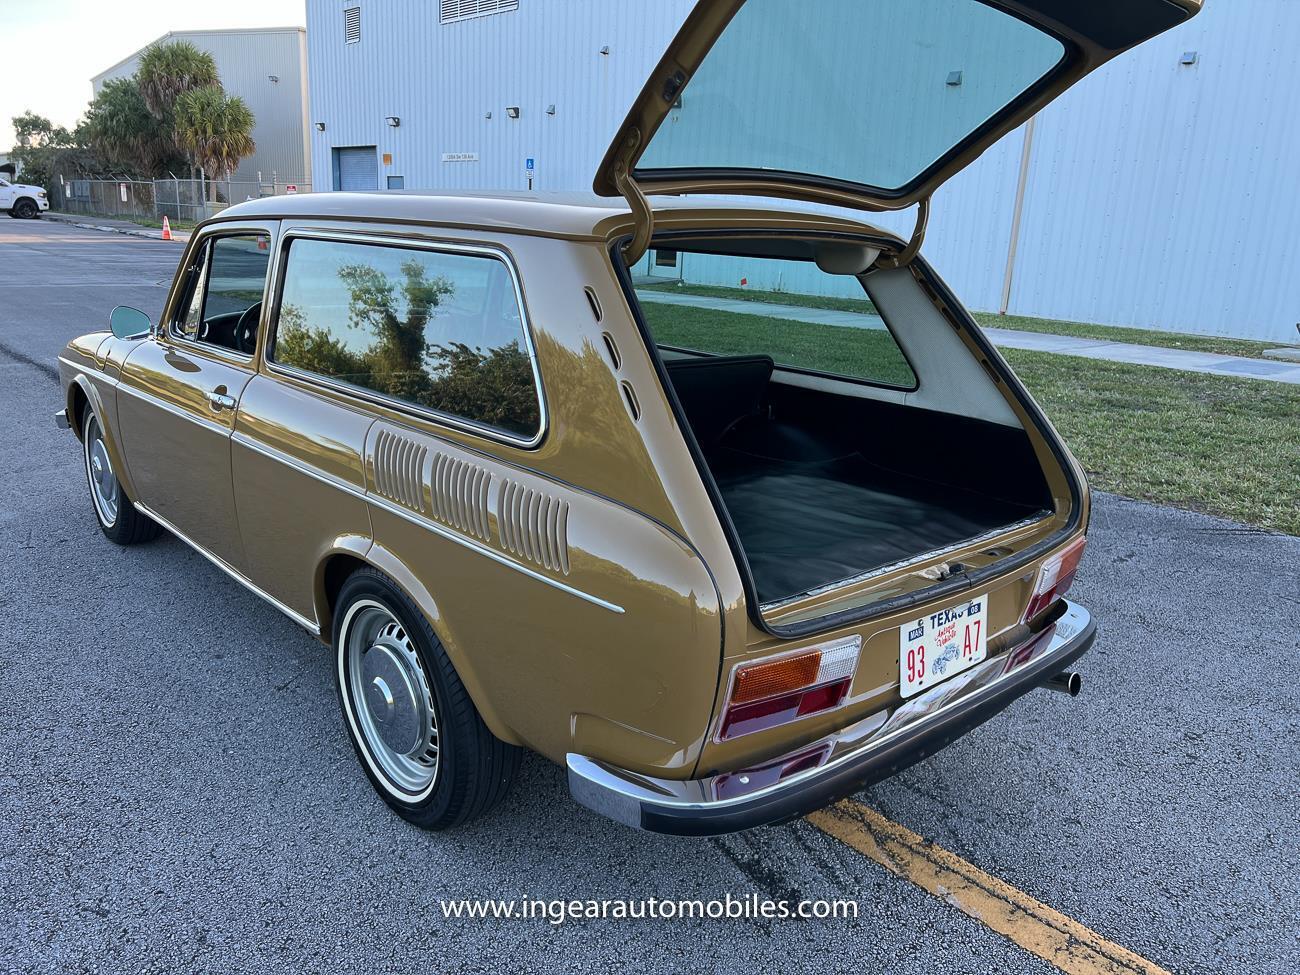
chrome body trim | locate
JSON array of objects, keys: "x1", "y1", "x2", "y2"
[
  {"x1": 115, "y1": 380, "x2": 231, "y2": 437},
  {"x1": 54, "y1": 409, "x2": 70, "y2": 430},
  {"x1": 263, "y1": 227, "x2": 550, "y2": 451},
  {"x1": 568, "y1": 601, "x2": 1094, "y2": 834},
  {"x1": 58, "y1": 356, "x2": 120, "y2": 387},
  {"x1": 231, "y1": 431, "x2": 625, "y2": 615},
  {"x1": 134, "y1": 501, "x2": 320, "y2": 636}
]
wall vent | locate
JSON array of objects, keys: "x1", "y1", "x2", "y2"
[
  {"x1": 430, "y1": 452, "x2": 493, "y2": 542},
  {"x1": 440, "y1": 0, "x2": 519, "y2": 25},
  {"x1": 373, "y1": 429, "x2": 427, "y2": 512},
  {"x1": 498, "y1": 480, "x2": 570, "y2": 574},
  {"x1": 344, "y1": 6, "x2": 361, "y2": 44}
]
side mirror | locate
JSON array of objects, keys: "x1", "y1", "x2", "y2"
[{"x1": 109, "y1": 305, "x2": 152, "y2": 339}]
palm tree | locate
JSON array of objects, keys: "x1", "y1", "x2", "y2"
[
  {"x1": 136, "y1": 41, "x2": 219, "y2": 120},
  {"x1": 173, "y1": 86, "x2": 256, "y2": 201}
]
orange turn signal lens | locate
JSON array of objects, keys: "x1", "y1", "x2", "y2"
[{"x1": 730, "y1": 651, "x2": 822, "y2": 705}]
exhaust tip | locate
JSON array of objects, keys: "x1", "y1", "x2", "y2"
[{"x1": 1045, "y1": 671, "x2": 1082, "y2": 697}]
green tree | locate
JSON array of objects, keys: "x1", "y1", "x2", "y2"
[
  {"x1": 136, "y1": 42, "x2": 219, "y2": 120},
  {"x1": 274, "y1": 306, "x2": 372, "y2": 383},
  {"x1": 81, "y1": 79, "x2": 177, "y2": 175},
  {"x1": 8, "y1": 112, "x2": 86, "y2": 185},
  {"x1": 173, "y1": 86, "x2": 256, "y2": 199}
]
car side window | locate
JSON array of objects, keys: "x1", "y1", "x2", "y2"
[
  {"x1": 172, "y1": 234, "x2": 271, "y2": 356},
  {"x1": 269, "y1": 236, "x2": 543, "y2": 441}
]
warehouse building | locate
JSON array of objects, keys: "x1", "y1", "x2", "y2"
[
  {"x1": 306, "y1": 0, "x2": 1300, "y2": 343},
  {"x1": 93, "y1": 27, "x2": 312, "y2": 186}
]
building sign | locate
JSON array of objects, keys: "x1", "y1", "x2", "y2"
[
  {"x1": 285, "y1": 184, "x2": 298, "y2": 194},
  {"x1": 441, "y1": 152, "x2": 479, "y2": 162}
]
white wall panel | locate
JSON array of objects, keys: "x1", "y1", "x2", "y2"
[{"x1": 307, "y1": 0, "x2": 1300, "y2": 342}]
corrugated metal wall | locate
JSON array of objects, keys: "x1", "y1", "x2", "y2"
[
  {"x1": 307, "y1": 0, "x2": 1300, "y2": 343},
  {"x1": 94, "y1": 28, "x2": 311, "y2": 184}
]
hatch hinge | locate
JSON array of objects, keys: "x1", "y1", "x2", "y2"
[
  {"x1": 613, "y1": 127, "x2": 654, "y2": 266},
  {"x1": 875, "y1": 197, "x2": 931, "y2": 270}
]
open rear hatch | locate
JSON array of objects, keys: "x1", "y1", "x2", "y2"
[
  {"x1": 598, "y1": 0, "x2": 1199, "y2": 636},
  {"x1": 596, "y1": 0, "x2": 1201, "y2": 219}
]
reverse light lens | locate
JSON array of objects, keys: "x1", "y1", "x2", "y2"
[
  {"x1": 718, "y1": 636, "x2": 860, "y2": 740},
  {"x1": 1023, "y1": 536, "x2": 1087, "y2": 621}
]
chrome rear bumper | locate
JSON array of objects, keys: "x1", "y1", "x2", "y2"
[
  {"x1": 54, "y1": 408, "x2": 69, "y2": 430},
  {"x1": 568, "y1": 600, "x2": 1095, "y2": 835}
]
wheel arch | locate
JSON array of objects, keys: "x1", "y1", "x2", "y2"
[
  {"x1": 314, "y1": 541, "x2": 526, "y2": 748},
  {"x1": 67, "y1": 372, "x2": 141, "y2": 502}
]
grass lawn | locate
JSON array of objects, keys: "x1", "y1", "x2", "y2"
[
  {"x1": 640, "y1": 280, "x2": 1290, "y2": 361},
  {"x1": 638, "y1": 295, "x2": 1299, "y2": 535},
  {"x1": 1005, "y1": 351, "x2": 1298, "y2": 535},
  {"x1": 639, "y1": 300, "x2": 917, "y2": 388},
  {"x1": 973, "y1": 312, "x2": 1283, "y2": 362}
]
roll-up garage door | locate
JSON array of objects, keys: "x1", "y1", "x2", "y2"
[{"x1": 333, "y1": 147, "x2": 378, "y2": 190}]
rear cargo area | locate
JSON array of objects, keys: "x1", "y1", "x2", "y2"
[{"x1": 664, "y1": 354, "x2": 1053, "y2": 604}]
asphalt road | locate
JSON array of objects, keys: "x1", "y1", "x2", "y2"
[{"x1": 2, "y1": 218, "x2": 1297, "y2": 974}]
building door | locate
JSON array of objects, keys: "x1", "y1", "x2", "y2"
[{"x1": 332, "y1": 146, "x2": 378, "y2": 190}]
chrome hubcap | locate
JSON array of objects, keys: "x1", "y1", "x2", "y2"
[
  {"x1": 342, "y1": 602, "x2": 438, "y2": 797},
  {"x1": 84, "y1": 417, "x2": 119, "y2": 526}
]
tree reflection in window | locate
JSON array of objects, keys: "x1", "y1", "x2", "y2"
[{"x1": 274, "y1": 241, "x2": 541, "y2": 438}]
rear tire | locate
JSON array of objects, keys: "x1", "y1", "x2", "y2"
[
  {"x1": 333, "y1": 567, "x2": 520, "y2": 829},
  {"x1": 12, "y1": 198, "x2": 39, "y2": 219},
  {"x1": 81, "y1": 404, "x2": 161, "y2": 545}
]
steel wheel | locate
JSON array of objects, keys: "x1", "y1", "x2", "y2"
[
  {"x1": 338, "y1": 598, "x2": 440, "y2": 799},
  {"x1": 83, "y1": 413, "x2": 119, "y2": 527}
]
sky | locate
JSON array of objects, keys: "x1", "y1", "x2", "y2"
[{"x1": 1, "y1": 0, "x2": 306, "y2": 151}]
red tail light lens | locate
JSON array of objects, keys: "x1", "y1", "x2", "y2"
[
  {"x1": 1023, "y1": 536, "x2": 1087, "y2": 621},
  {"x1": 717, "y1": 636, "x2": 860, "y2": 741}
]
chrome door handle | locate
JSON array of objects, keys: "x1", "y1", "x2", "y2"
[{"x1": 207, "y1": 392, "x2": 237, "y2": 412}]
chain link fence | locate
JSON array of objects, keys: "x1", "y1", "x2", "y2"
[{"x1": 50, "y1": 175, "x2": 311, "y2": 224}]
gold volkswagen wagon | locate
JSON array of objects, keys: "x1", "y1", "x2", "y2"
[{"x1": 55, "y1": 0, "x2": 1198, "y2": 834}]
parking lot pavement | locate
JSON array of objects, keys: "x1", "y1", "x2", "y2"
[{"x1": 2, "y1": 218, "x2": 1297, "y2": 974}]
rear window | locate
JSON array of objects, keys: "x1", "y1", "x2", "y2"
[
  {"x1": 634, "y1": 248, "x2": 917, "y2": 390},
  {"x1": 637, "y1": 0, "x2": 1065, "y2": 192},
  {"x1": 270, "y1": 237, "x2": 542, "y2": 440}
]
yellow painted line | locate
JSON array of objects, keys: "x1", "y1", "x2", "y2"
[{"x1": 806, "y1": 800, "x2": 1171, "y2": 975}]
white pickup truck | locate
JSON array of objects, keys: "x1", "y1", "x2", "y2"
[{"x1": 0, "y1": 177, "x2": 49, "y2": 218}]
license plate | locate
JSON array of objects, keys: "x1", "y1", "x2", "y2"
[{"x1": 898, "y1": 593, "x2": 989, "y2": 699}]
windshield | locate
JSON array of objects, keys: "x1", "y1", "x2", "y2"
[{"x1": 637, "y1": 0, "x2": 1066, "y2": 193}]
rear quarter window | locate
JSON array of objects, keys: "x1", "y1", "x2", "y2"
[{"x1": 269, "y1": 236, "x2": 543, "y2": 441}]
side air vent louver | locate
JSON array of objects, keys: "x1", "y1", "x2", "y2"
[
  {"x1": 498, "y1": 480, "x2": 570, "y2": 575},
  {"x1": 374, "y1": 429, "x2": 428, "y2": 513},
  {"x1": 430, "y1": 452, "x2": 493, "y2": 541}
]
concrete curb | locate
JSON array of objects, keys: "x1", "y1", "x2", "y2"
[{"x1": 44, "y1": 211, "x2": 191, "y2": 243}]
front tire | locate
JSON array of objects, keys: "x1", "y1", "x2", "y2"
[
  {"x1": 81, "y1": 404, "x2": 160, "y2": 545},
  {"x1": 333, "y1": 567, "x2": 520, "y2": 829},
  {"x1": 12, "y1": 198, "x2": 39, "y2": 219}
]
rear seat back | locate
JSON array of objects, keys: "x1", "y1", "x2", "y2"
[{"x1": 664, "y1": 354, "x2": 774, "y2": 449}]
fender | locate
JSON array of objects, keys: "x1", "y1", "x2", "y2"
[
  {"x1": 64, "y1": 369, "x2": 142, "y2": 504},
  {"x1": 314, "y1": 539, "x2": 526, "y2": 749}
]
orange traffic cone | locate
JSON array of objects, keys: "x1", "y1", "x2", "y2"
[{"x1": 161, "y1": 216, "x2": 173, "y2": 241}]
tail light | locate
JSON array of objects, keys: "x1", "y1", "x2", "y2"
[
  {"x1": 718, "y1": 636, "x2": 860, "y2": 741},
  {"x1": 1022, "y1": 536, "x2": 1086, "y2": 621}
]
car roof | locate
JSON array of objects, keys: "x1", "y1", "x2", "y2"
[{"x1": 213, "y1": 189, "x2": 889, "y2": 242}]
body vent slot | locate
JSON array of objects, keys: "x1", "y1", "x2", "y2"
[
  {"x1": 373, "y1": 429, "x2": 427, "y2": 513},
  {"x1": 498, "y1": 480, "x2": 570, "y2": 574},
  {"x1": 430, "y1": 452, "x2": 493, "y2": 541}
]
